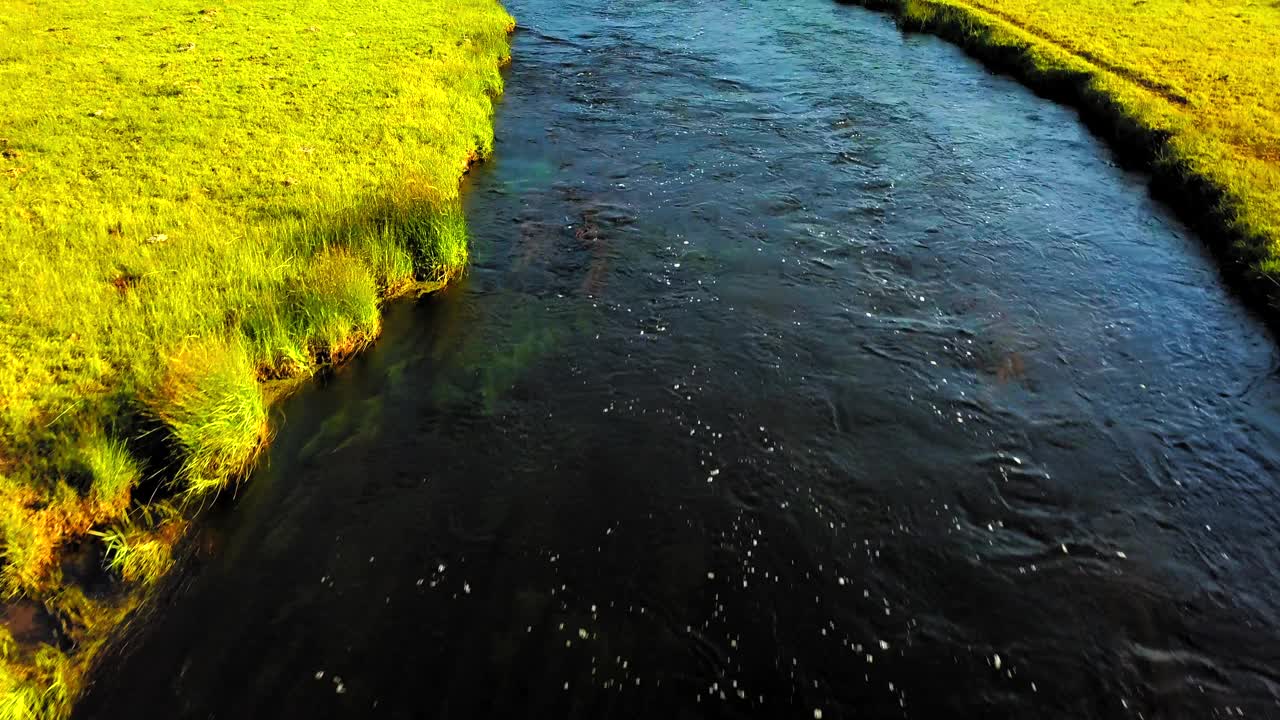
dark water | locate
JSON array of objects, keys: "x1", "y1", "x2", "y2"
[{"x1": 80, "y1": 1, "x2": 1280, "y2": 718}]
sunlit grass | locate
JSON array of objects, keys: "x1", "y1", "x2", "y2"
[
  {"x1": 851, "y1": 0, "x2": 1280, "y2": 285},
  {"x1": 76, "y1": 433, "x2": 141, "y2": 514},
  {"x1": 150, "y1": 336, "x2": 270, "y2": 498},
  {"x1": 93, "y1": 506, "x2": 185, "y2": 586},
  {"x1": 0, "y1": 644, "x2": 72, "y2": 720},
  {"x1": 0, "y1": 0, "x2": 513, "y2": 713}
]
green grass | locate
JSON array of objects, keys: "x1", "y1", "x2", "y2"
[
  {"x1": 846, "y1": 0, "x2": 1280, "y2": 303},
  {"x1": 0, "y1": 0, "x2": 513, "y2": 713},
  {"x1": 94, "y1": 510, "x2": 183, "y2": 587},
  {"x1": 150, "y1": 335, "x2": 270, "y2": 499},
  {"x1": 0, "y1": 644, "x2": 72, "y2": 720},
  {"x1": 76, "y1": 433, "x2": 141, "y2": 513}
]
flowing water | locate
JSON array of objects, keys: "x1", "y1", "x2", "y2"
[{"x1": 79, "y1": 1, "x2": 1280, "y2": 717}]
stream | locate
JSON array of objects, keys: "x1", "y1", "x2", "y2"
[{"x1": 78, "y1": 0, "x2": 1280, "y2": 717}]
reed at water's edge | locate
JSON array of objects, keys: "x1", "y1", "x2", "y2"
[
  {"x1": 0, "y1": 0, "x2": 514, "y2": 716},
  {"x1": 839, "y1": 0, "x2": 1280, "y2": 323}
]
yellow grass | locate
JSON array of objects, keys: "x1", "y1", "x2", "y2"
[{"x1": 0, "y1": 0, "x2": 513, "y2": 714}]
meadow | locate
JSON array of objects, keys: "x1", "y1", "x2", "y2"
[
  {"x1": 851, "y1": 0, "x2": 1280, "y2": 296},
  {"x1": 0, "y1": 0, "x2": 513, "y2": 714}
]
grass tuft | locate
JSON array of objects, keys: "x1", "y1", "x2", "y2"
[
  {"x1": 94, "y1": 518, "x2": 180, "y2": 587},
  {"x1": 76, "y1": 433, "x2": 139, "y2": 518},
  {"x1": 292, "y1": 249, "x2": 382, "y2": 364},
  {"x1": 150, "y1": 337, "x2": 270, "y2": 499}
]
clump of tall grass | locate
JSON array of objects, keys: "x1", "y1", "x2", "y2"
[
  {"x1": 292, "y1": 249, "x2": 382, "y2": 364},
  {"x1": 76, "y1": 433, "x2": 141, "y2": 517},
  {"x1": 150, "y1": 337, "x2": 270, "y2": 499},
  {"x1": 394, "y1": 184, "x2": 472, "y2": 285},
  {"x1": 93, "y1": 506, "x2": 184, "y2": 587},
  {"x1": 98, "y1": 529, "x2": 175, "y2": 587}
]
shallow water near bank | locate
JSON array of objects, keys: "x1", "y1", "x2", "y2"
[{"x1": 78, "y1": 0, "x2": 1280, "y2": 717}]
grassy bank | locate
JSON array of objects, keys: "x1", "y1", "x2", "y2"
[
  {"x1": 842, "y1": 0, "x2": 1280, "y2": 311},
  {"x1": 0, "y1": 0, "x2": 513, "y2": 714}
]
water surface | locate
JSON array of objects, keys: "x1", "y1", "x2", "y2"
[{"x1": 80, "y1": 1, "x2": 1280, "y2": 717}]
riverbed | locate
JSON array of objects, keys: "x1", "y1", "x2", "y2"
[{"x1": 78, "y1": 0, "x2": 1280, "y2": 717}]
